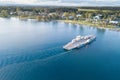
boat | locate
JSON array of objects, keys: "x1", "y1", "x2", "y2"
[{"x1": 63, "y1": 35, "x2": 96, "y2": 50}]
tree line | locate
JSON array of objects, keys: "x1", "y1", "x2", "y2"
[{"x1": 0, "y1": 6, "x2": 119, "y2": 21}]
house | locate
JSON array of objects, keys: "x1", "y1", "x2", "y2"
[
  {"x1": 76, "y1": 14, "x2": 82, "y2": 17},
  {"x1": 17, "y1": 11, "x2": 36, "y2": 16},
  {"x1": 61, "y1": 15, "x2": 66, "y2": 19},
  {"x1": 69, "y1": 16, "x2": 74, "y2": 20},
  {"x1": 61, "y1": 13, "x2": 74, "y2": 20},
  {"x1": 48, "y1": 13, "x2": 57, "y2": 16},
  {"x1": 61, "y1": 13, "x2": 67, "y2": 19},
  {"x1": 24, "y1": 11, "x2": 36, "y2": 16},
  {"x1": 93, "y1": 14, "x2": 103, "y2": 20},
  {"x1": 39, "y1": 13, "x2": 47, "y2": 16},
  {"x1": 10, "y1": 12, "x2": 17, "y2": 15},
  {"x1": 94, "y1": 16, "x2": 100, "y2": 20},
  {"x1": 109, "y1": 21, "x2": 119, "y2": 24},
  {"x1": 109, "y1": 18, "x2": 120, "y2": 24},
  {"x1": 62, "y1": 15, "x2": 74, "y2": 20}
]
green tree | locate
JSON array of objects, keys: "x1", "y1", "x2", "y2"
[
  {"x1": 36, "y1": 16, "x2": 42, "y2": 21},
  {"x1": 16, "y1": 7, "x2": 21, "y2": 16},
  {"x1": 0, "y1": 10, "x2": 9, "y2": 17},
  {"x1": 63, "y1": 12, "x2": 69, "y2": 17},
  {"x1": 71, "y1": 12, "x2": 76, "y2": 17}
]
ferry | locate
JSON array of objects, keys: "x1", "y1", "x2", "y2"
[{"x1": 63, "y1": 35, "x2": 96, "y2": 50}]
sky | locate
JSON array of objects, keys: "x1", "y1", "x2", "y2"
[{"x1": 0, "y1": 0, "x2": 120, "y2": 6}]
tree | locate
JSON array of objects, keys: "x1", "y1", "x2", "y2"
[
  {"x1": 63, "y1": 12, "x2": 69, "y2": 17},
  {"x1": 88, "y1": 13, "x2": 94, "y2": 19},
  {"x1": 16, "y1": 7, "x2": 21, "y2": 16},
  {"x1": 0, "y1": 10, "x2": 9, "y2": 17},
  {"x1": 71, "y1": 12, "x2": 76, "y2": 17},
  {"x1": 62, "y1": 12, "x2": 69, "y2": 20},
  {"x1": 36, "y1": 16, "x2": 42, "y2": 21}
]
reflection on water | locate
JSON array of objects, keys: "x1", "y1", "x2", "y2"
[{"x1": 96, "y1": 28, "x2": 106, "y2": 35}]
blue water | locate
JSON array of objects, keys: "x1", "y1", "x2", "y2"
[{"x1": 0, "y1": 18, "x2": 120, "y2": 80}]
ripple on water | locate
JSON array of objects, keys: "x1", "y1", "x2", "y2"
[{"x1": 0, "y1": 46, "x2": 70, "y2": 68}]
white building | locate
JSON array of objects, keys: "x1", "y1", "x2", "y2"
[
  {"x1": 48, "y1": 13, "x2": 57, "y2": 16},
  {"x1": 93, "y1": 14, "x2": 103, "y2": 20},
  {"x1": 109, "y1": 21, "x2": 119, "y2": 24},
  {"x1": 109, "y1": 18, "x2": 120, "y2": 24},
  {"x1": 69, "y1": 16, "x2": 74, "y2": 20},
  {"x1": 76, "y1": 14, "x2": 82, "y2": 17}
]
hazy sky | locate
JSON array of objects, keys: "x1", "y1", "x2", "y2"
[{"x1": 0, "y1": 0, "x2": 120, "y2": 6}]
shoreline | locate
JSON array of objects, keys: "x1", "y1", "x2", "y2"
[
  {"x1": 58, "y1": 20, "x2": 120, "y2": 32},
  {"x1": 1, "y1": 17, "x2": 120, "y2": 32}
]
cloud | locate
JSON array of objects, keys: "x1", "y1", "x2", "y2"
[
  {"x1": 0, "y1": 0, "x2": 119, "y2": 6},
  {"x1": 0, "y1": 0, "x2": 36, "y2": 4}
]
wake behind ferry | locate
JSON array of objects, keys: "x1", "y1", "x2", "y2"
[{"x1": 63, "y1": 35, "x2": 96, "y2": 50}]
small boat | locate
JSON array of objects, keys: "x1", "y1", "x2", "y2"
[{"x1": 63, "y1": 35, "x2": 96, "y2": 50}]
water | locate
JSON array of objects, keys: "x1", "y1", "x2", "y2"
[{"x1": 0, "y1": 18, "x2": 120, "y2": 80}]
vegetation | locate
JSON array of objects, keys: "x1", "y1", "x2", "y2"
[
  {"x1": 60, "y1": 20, "x2": 115, "y2": 28},
  {"x1": 0, "y1": 10, "x2": 9, "y2": 17},
  {"x1": 0, "y1": 6, "x2": 120, "y2": 28}
]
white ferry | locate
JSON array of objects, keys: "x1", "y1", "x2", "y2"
[{"x1": 63, "y1": 35, "x2": 96, "y2": 50}]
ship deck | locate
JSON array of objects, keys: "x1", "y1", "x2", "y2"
[
  {"x1": 63, "y1": 35, "x2": 96, "y2": 50},
  {"x1": 63, "y1": 39, "x2": 88, "y2": 50}
]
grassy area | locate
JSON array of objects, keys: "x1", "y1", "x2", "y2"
[
  {"x1": 78, "y1": 9, "x2": 112, "y2": 12},
  {"x1": 59, "y1": 20, "x2": 116, "y2": 29}
]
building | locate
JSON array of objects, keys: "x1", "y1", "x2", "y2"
[
  {"x1": 93, "y1": 14, "x2": 103, "y2": 20},
  {"x1": 76, "y1": 14, "x2": 82, "y2": 17},
  {"x1": 109, "y1": 18, "x2": 120, "y2": 24},
  {"x1": 69, "y1": 16, "x2": 74, "y2": 20},
  {"x1": 109, "y1": 21, "x2": 119, "y2": 24},
  {"x1": 48, "y1": 13, "x2": 57, "y2": 16}
]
